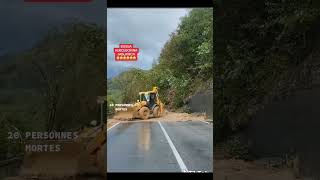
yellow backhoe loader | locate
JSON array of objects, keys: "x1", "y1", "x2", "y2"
[
  {"x1": 113, "y1": 87, "x2": 164, "y2": 120},
  {"x1": 6, "y1": 97, "x2": 108, "y2": 180}
]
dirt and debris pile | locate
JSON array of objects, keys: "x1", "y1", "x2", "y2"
[
  {"x1": 112, "y1": 111, "x2": 134, "y2": 121},
  {"x1": 108, "y1": 111, "x2": 208, "y2": 127},
  {"x1": 156, "y1": 112, "x2": 207, "y2": 121}
]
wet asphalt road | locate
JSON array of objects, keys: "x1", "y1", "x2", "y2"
[{"x1": 107, "y1": 121, "x2": 213, "y2": 172}]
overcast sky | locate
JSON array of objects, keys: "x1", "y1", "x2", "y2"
[
  {"x1": 107, "y1": 8, "x2": 189, "y2": 78},
  {"x1": 0, "y1": 0, "x2": 105, "y2": 55}
]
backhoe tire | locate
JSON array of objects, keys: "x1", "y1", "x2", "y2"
[
  {"x1": 153, "y1": 106, "x2": 160, "y2": 118},
  {"x1": 139, "y1": 107, "x2": 150, "y2": 120}
]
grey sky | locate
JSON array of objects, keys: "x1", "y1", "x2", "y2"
[
  {"x1": 0, "y1": 0, "x2": 105, "y2": 55},
  {"x1": 107, "y1": 8, "x2": 189, "y2": 78}
]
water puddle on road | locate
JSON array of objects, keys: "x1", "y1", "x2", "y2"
[{"x1": 137, "y1": 122, "x2": 152, "y2": 153}]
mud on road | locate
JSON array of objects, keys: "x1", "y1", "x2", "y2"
[{"x1": 107, "y1": 111, "x2": 210, "y2": 130}]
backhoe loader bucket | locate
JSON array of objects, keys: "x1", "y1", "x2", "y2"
[
  {"x1": 6, "y1": 98, "x2": 108, "y2": 179},
  {"x1": 18, "y1": 140, "x2": 105, "y2": 179},
  {"x1": 20, "y1": 141, "x2": 87, "y2": 178},
  {"x1": 112, "y1": 106, "x2": 137, "y2": 120},
  {"x1": 10, "y1": 126, "x2": 106, "y2": 179}
]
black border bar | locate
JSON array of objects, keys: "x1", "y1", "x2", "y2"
[
  {"x1": 107, "y1": 0, "x2": 213, "y2": 8},
  {"x1": 107, "y1": 173, "x2": 213, "y2": 180}
]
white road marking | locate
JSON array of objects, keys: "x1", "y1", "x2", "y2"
[
  {"x1": 107, "y1": 122, "x2": 120, "y2": 132},
  {"x1": 199, "y1": 120, "x2": 210, "y2": 124},
  {"x1": 158, "y1": 121, "x2": 189, "y2": 172}
]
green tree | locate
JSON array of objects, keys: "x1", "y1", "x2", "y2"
[{"x1": 28, "y1": 23, "x2": 106, "y2": 130}]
